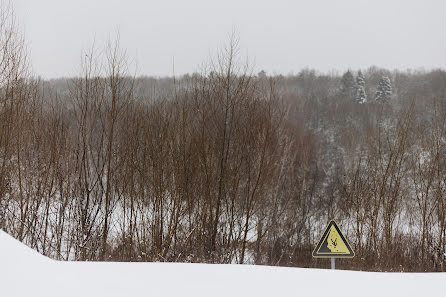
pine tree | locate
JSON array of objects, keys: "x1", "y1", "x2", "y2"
[
  {"x1": 355, "y1": 70, "x2": 367, "y2": 104},
  {"x1": 340, "y1": 70, "x2": 355, "y2": 99},
  {"x1": 356, "y1": 86, "x2": 367, "y2": 104},
  {"x1": 356, "y1": 70, "x2": 365, "y2": 87},
  {"x1": 375, "y1": 76, "x2": 392, "y2": 102}
]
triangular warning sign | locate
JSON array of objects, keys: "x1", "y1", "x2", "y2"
[{"x1": 312, "y1": 220, "x2": 354, "y2": 258}]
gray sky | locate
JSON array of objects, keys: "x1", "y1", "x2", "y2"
[{"x1": 15, "y1": 0, "x2": 446, "y2": 78}]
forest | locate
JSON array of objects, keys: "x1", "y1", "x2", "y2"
[{"x1": 1, "y1": 4, "x2": 446, "y2": 272}]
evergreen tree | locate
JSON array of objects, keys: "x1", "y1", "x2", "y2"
[
  {"x1": 356, "y1": 86, "x2": 367, "y2": 104},
  {"x1": 355, "y1": 70, "x2": 367, "y2": 104},
  {"x1": 375, "y1": 76, "x2": 392, "y2": 102},
  {"x1": 340, "y1": 70, "x2": 355, "y2": 99},
  {"x1": 356, "y1": 70, "x2": 365, "y2": 87}
]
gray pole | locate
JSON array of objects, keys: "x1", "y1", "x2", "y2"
[{"x1": 331, "y1": 257, "x2": 335, "y2": 270}]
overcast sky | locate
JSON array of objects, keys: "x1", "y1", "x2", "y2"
[{"x1": 14, "y1": 0, "x2": 446, "y2": 78}]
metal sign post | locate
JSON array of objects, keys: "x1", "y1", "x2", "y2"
[{"x1": 331, "y1": 257, "x2": 335, "y2": 270}]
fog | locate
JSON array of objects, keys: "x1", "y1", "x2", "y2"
[{"x1": 15, "y1": 0, "x2": 446, "y2": 78}]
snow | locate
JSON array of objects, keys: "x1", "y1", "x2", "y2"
[{"x1": 1, "y1": 230, "x2": 445, "y2": 297}]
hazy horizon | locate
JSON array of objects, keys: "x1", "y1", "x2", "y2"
[{"x1": 15, "y1": 0, "x2": 446, "y2": 79}]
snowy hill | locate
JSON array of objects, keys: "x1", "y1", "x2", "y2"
[{"x1": 0, "y1": 230, "x2": 445, "y2": 297}]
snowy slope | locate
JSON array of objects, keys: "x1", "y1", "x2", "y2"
[{"x1": 0, "y1": 230, "x2": 444, "y2": 297}]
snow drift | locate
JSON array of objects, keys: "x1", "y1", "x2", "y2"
[{"x1": 0, "y1": 230, "x2": 445, "y2": 297}]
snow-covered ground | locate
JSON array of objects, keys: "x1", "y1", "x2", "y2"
[{"x1": 1, "y1": 230, "x2": 445, "y2": 297}]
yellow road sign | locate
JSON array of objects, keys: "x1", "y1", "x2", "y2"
[{"x1": 312, "y1": 220, "x2": 354, "y2": 258}]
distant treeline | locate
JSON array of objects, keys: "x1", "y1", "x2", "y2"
[{"x1": 2, "y1": 4, "x2": 446, "y2": 272}]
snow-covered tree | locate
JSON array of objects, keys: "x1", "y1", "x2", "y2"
[
  {"x1": 355, "y1": 70, "x2": 367, "y2": 104},
  {"x1": 356, "y1": 70, "x2": 365, "y2": 87},
  {"x1": 356, "y1": 86, "x2": 367, "y2": 104},
  {"x1": 375, "y1": 76, "x2": 392, "y2": 102}
]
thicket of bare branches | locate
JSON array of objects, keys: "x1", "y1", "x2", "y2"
[{"x1": 2, "y1": 4, "x2": 446, "y2": 272}]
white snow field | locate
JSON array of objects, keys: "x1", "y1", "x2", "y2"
[{"x1": 1, "y1": 230, "x2": 445, "y2": 297}]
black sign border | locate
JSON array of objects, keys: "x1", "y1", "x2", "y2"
[{"x1": 312, "y1": 220, "x2": 355, "y2": 258}]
